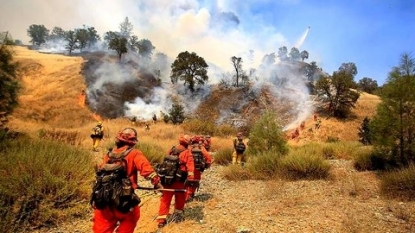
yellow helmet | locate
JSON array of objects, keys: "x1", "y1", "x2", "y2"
[{"x1": 97, "y1": 121, "x2": 102, "y2": 126}]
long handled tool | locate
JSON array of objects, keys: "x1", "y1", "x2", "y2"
[{"x1": 136, "y1": 186, "x2": 186, "y2": 192}]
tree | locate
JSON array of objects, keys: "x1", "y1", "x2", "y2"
[
  {"x1": 86, "y1": 26, "x2": 100, "y2": 48},
  {"x1": 358, "y1": 117, "x2": 372, "y2": 145},
  {"x1": 137, "y1": 39, "x2": 155, "y2": 60},
  {"x1": 231, "y1": 56, "x2": 243, "y2": 87},
  {"x1": 278, "y1": 46, "x2": 288, "y2": 61},
  {"x1": 64, "y1": 30, "x2": 78, "y2": 55},
  {"x1": 315, "y1": 70, "x2": 360, "y2": 118},
  {"x1": 300, "y1": 50, "x2": 309, "y2": 61},
  {"x1": 246, "y1": 111, "x2": 288, "y2": 156},
  {"x1": 104, "y1": 31, "x2": 127, "y2": 60},
  {"x1": 371, "y1": 53, "x2": 415, "y2": 166},
  {"x1": 289, "y1": 47, "x2": 301, "y2": 61},
  {"x1": 339, "y1": 62, "x2": 358, "y2": 77},
  {"x1": 48, "y1": 27, "x2": 65, "y2": 41},
  {"x1": 358, "y1": 77, "x2": 378, "y2": 94},
  {"x1": 75, "y1": 28, "x2": 89, "y2": 51},
  {"x1": 168, "y1": 102, "x2": 185, "y2": 124},
  {"x1": 27, "y1": 24, "x2": 49, "y2": 46},
  {"x1": 119, "y1": 17, "x2": 133, "y2": 38},
  {"x1": 0, "y1": 41, "x2": 20, "y2": 118},
  {"x1": 171, "y1": 51, "x2": 209, "y2": 92}
]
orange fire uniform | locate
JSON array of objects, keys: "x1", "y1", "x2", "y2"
[
  {"x1": 92, "y1": 145, "x2": 159, "y2": 233},
  {"x1": 156, "y1": 144, "x2": 195, "y2": 226},
  {"x1": 185, "y1": 144, "x2": 212, "y2": 201}
]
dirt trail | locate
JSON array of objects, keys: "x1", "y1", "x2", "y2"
[{"x1": 31, "y1": 160, "x2": 415, "y2": 233}]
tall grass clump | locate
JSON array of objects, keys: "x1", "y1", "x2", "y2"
[
  {"x1": 37, "y1": 128, "x2": 84, "y2": 146},
  {"x1": 213, "y1": 148, "x2": 234, "y2": 165},
  {"x1": 0, "y1": 138, "x2": 94, "y2": 232},
  {"x1": 245, "y1": 151, "x2": 282, "y2": 179},
  {"x1": 279, "y1": 152, "x2": 331, "y2": 180},
  {"x1": 137, "y1": 141, "x2": 166, "y2": 164},
  {"x1": 181, "y1": 119, "x2": 216, "y2": 136},
  {"x1": 379, "y1": 164, "x2": 415, "y2": 201}
]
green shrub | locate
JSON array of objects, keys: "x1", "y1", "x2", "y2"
[
  {"x1": 279, "y1": 152, "x2": 331, "y2": 180},
  {"x1": 246, "y1": 111, "x2": 287, "y2": 156},
  {"x1": 213, "y1": 148, "x2": 233, "y2": 165},
  {"x1": 380, "y1": 164, "x2": 415, "y2": 201},
  {"x1": 0, "y1": 138, "x2": 94, "y2": 232},
  {"x1": 181, "y1": 118, "x2": 216, "y2": 136},
  {"x1": 137, "y1": 141, "x2": 166, "y2": 164},
  {"x1": 245, "y1": 151, "x2": 282, "y2": 179}
]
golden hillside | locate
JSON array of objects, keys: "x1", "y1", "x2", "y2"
[{"x1": 8, "y1": 46, "x2": 381, "y2": 146}]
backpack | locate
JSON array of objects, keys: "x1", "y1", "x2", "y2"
[
  {"x1": 234, "y1": 139, "x2": 246, "y2": 153},
  {"x1": 91, "y1": 126, "x2": 103, "y2": 138},
  {"x1": 191, "y1": 145, "x2": 206, "y2": 172},
  {"x1": 90, "y1": 147, "x2": 140, "y2": 213},
  {"x1": 156, "y1": 146, "x2": 186, "y2": 185}
]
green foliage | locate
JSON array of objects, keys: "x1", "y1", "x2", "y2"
[
  {"x1": 246, "y1": 111, "x2": 288, "y2": 156},
  {"x1": 315, "y1": 69, "x2": 360, "y2": 118},
  {"x1": 181, "y1": 119, "x2": 236, "y2": 137},
  {"x1": 75, "y1": 28, "x2": 89, "y2": 51},
  {"x1": 64, "y1": 30, "x2": 78, "y2": 55},
  {"x1": 358, "y1": 117, "x2": 372, "y2": 145},
  {"x1": 27, "y1": 24, "x2": 49, "y2": 46},
  {"x1": 245, "y1": 151, "x2": 281, "y2": 179},
  {"x1": 300, "y1": 50, "x2": 309, "y2": 61},
  {"x1": 352, "y1": 147, "x2": 391, "y2": 171},
  {"x1": 289, "y1": 47, "x2": 300, "y2": 61},
  {"x1": 278, "y1": 46, "x2": 288, "y2": 61},
  {"x1": 49, "y1": 26, "x2": 66, "y2": 41},
  {"x1": 0, "y1": 138, "x2": 94, "y2": 232},
  {"x1": 213, "y1": 148, "x2": 233, "y2": 165},
  {"x1": 0, "y1": 43, "x2": 20, "y2": 117},
  {"x1": 168, "y1": 102, "x2": 185, "y2": 125},
  {"x1": 137, "y1": 141, "x2": 165, "y2": 164},
  {"x1": 380, "y1": 164, "x2": 415, "y2": 201},
  {"x1": 358, "y1": 77, "x2": 378, "y2": 94},
  {"x1": 104, "y1": 31, "x2": 128, "y2": 60},
  {"x1": 171, "y1": 51, "x2": 209, "y2": 92},
  {"x1": 371, "y1": 53, "x2": 415, "y2": 167},
  {"x1": 279, "y1": 152, "x2": 331, "y2": 180}
]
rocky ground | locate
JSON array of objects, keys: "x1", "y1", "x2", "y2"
[{"x1": 31, "y1": 160, "x2": 415, "y2": 233}]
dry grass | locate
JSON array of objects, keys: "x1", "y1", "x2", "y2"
[{"x1": 7, "y1": 47, "x2": 414, "y2": 233}]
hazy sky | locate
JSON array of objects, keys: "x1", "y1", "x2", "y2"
[{"x1": 1, "y1": 0, "x2": 414, "y2": 85}]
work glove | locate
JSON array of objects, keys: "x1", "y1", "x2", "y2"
[
  {"x1": 154, "y1": 183, "x2": 164, "y2": 190},
  {"x1": 151, "y1": 175, "x2": 161, "y2": 186}
]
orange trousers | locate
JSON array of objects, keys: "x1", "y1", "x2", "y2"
[
  {"x1": 92, "y1": 206, "x2": 140, "y2": 233},
  {"x1": 157, "y1": 181, "x2": 186, "y2": 224}
]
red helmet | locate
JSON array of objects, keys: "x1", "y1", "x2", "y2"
[
  {"x1": 191, "y1": 135, "x2": 201, "y2": 144},
  {"x1": 178, "y1": 134, "x2": 190, "y2": 146},
  {"x1": 116, "y1": 128, "x2": 138, "y2": 146}
]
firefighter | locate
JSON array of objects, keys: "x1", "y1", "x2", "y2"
[
  {"x1": 91, "y1": 121, "x2": 104, "y2": 152},
  {"x1": 185, "y1": 136, "x2": 212, "y2": 202},
  {"x1": 232, "y1": 132, "x2": 246, "y2": 165},
  {"x1": 156, "y1": 135, "x2": 195, "y2": 229},
  {"x1": 92, "y1": 128, "x2": 162, "y2": 233}
]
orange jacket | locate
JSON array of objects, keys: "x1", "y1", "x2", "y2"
[
  {"x1": 99, "y1": 145, "x2": 158, "y2": 189},
  {"x1": 167, "y1": 144, "x2": 195, "y2": 177}
]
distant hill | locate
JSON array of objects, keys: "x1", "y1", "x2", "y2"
[{"x1": 8, "y1": 46, "x2": 381, "y2": 142}]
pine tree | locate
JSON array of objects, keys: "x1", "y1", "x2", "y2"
[{"x1": 358, "y1": 117, "x2": 371, "y2": 145}]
